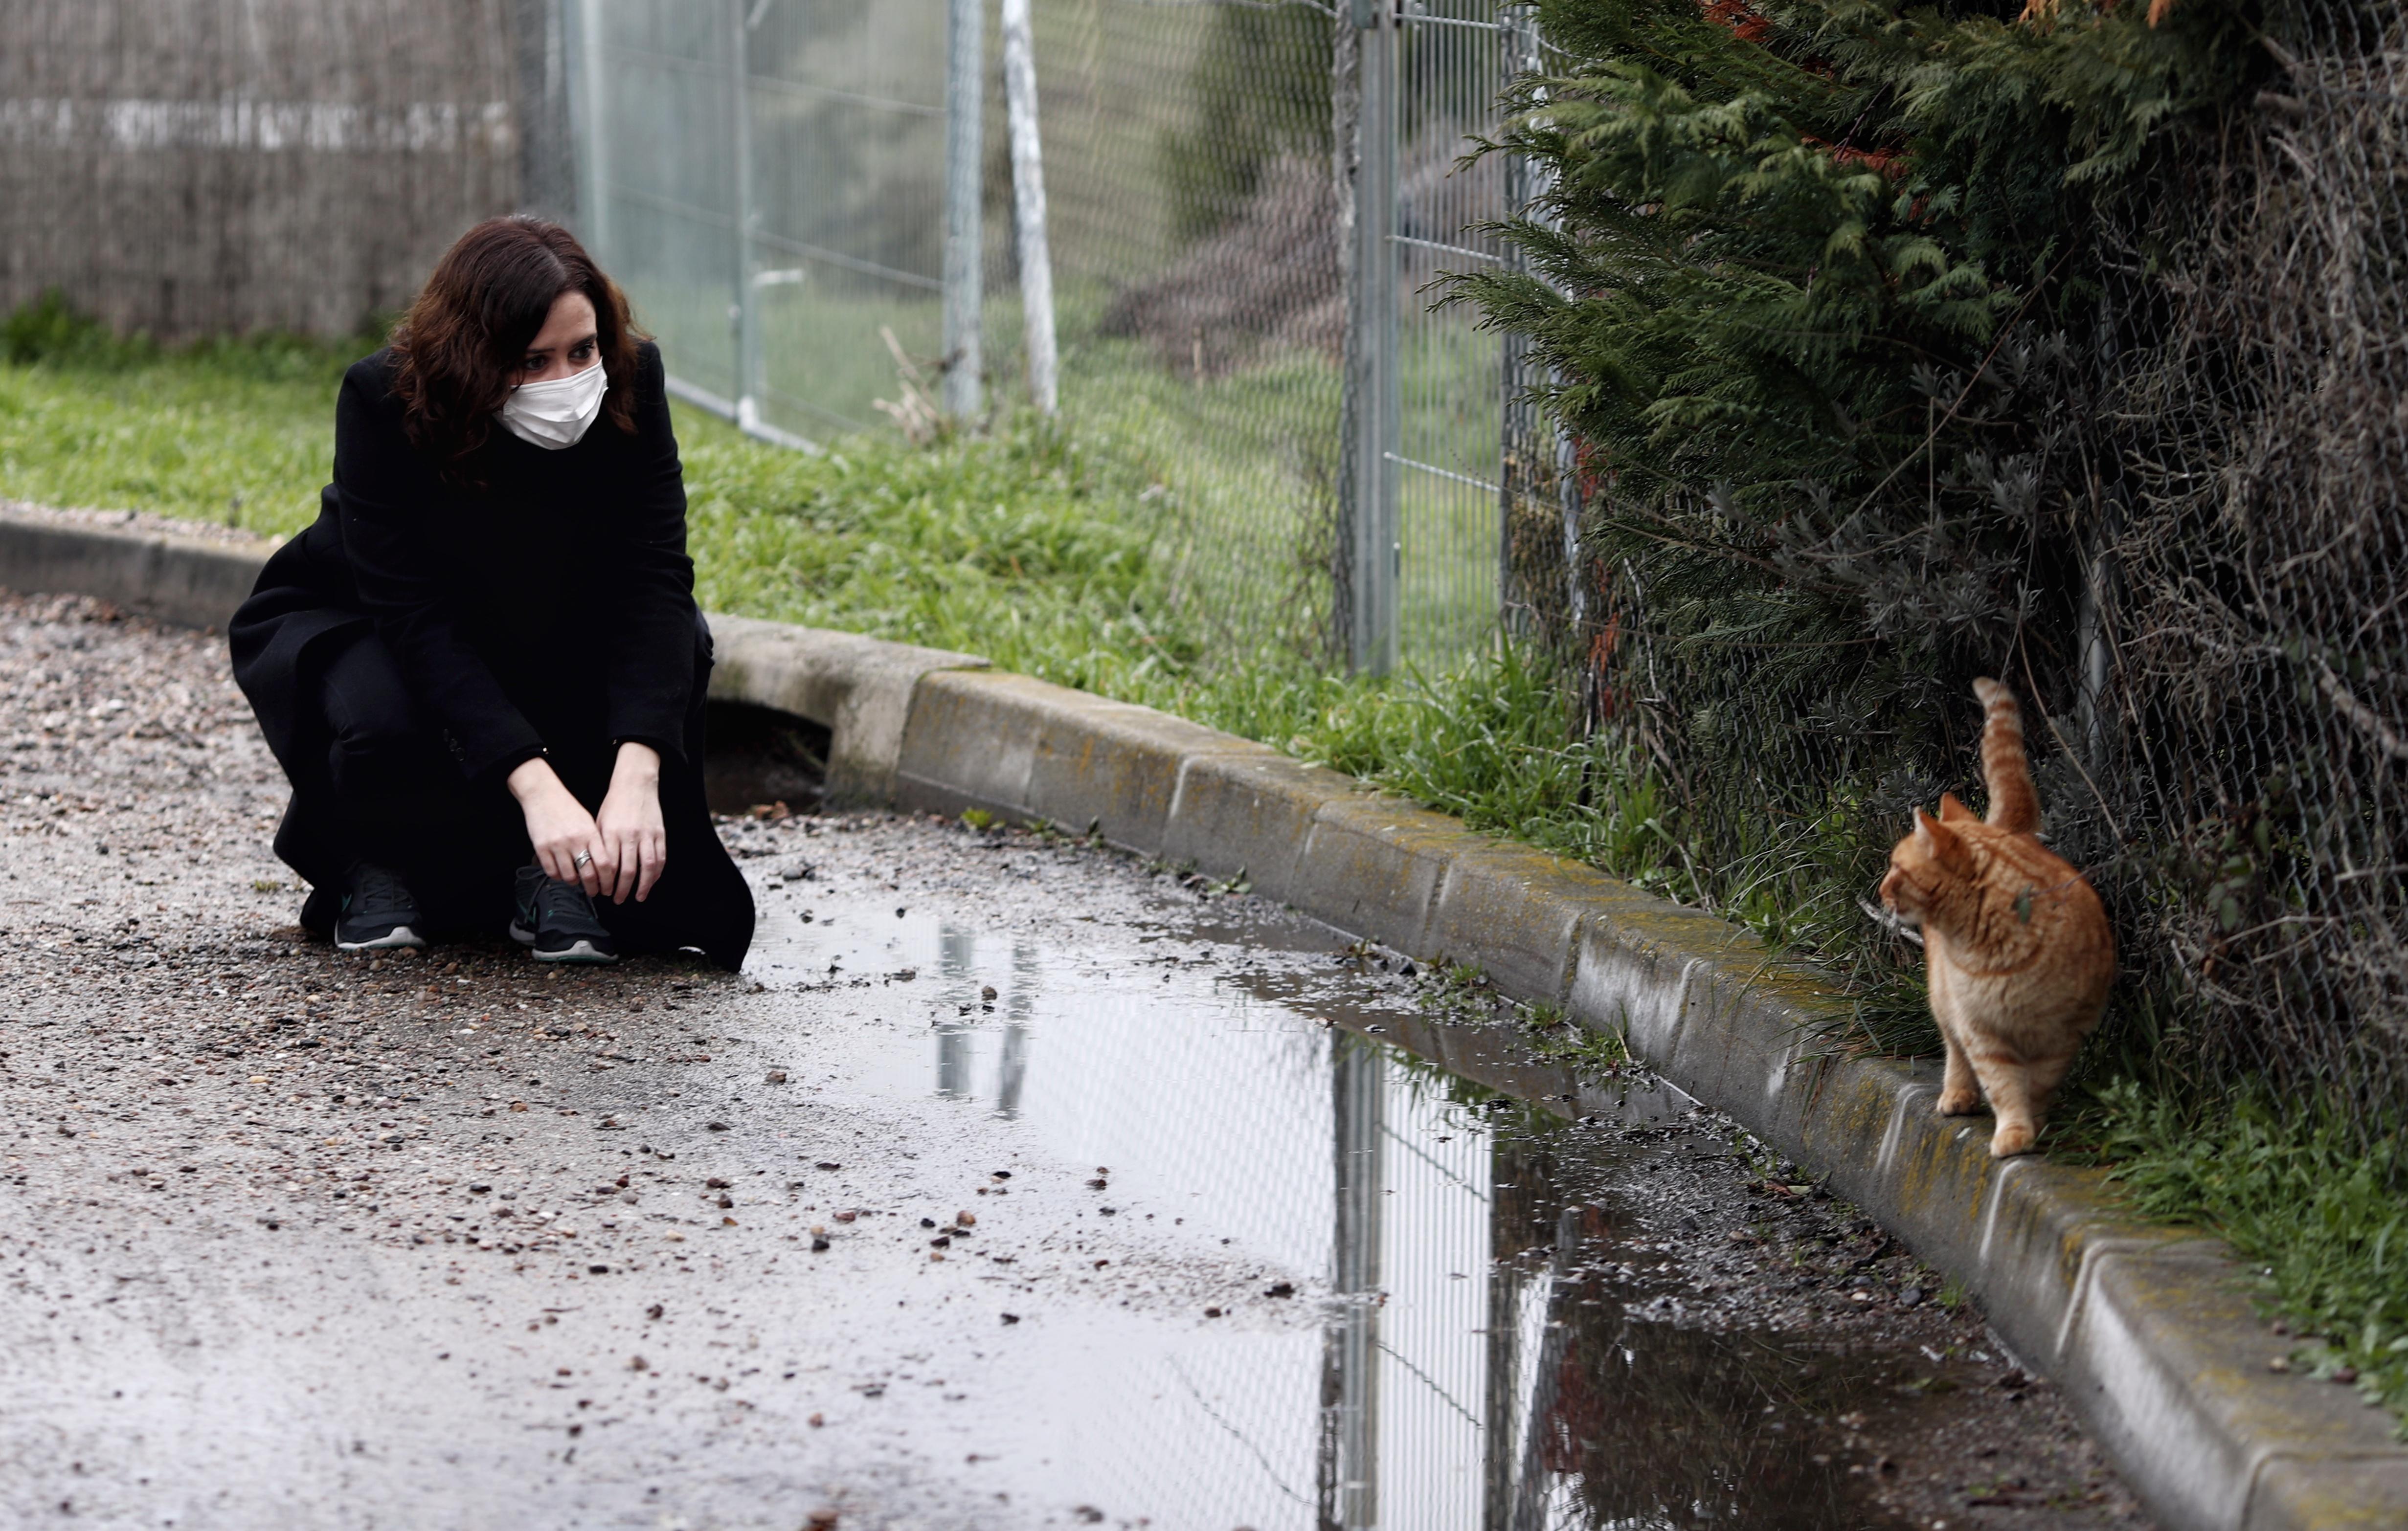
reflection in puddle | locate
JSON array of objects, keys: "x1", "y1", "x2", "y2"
[{"x1": 751, "y1": 903, "x2": 1908, "y2": 1530}]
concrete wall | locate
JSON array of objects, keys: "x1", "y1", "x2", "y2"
[{"x1": 0, "y1": 0, "x2": 575, "y2": 338}]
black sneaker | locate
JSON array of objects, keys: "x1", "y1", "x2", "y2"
[
  {"x1": 299, "y1": 883, "x2": 338, "y2": 940},
  {"x1": 334, "y1": 863, "x2": 428, "y2": 952},
  {"x1": 511, "y1": 865, "x2": 619, "y2": 964}
]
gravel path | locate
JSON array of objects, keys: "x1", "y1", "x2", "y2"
[{"x1": 0, "y1": 592, "x2": 2154, "y2": 1530}]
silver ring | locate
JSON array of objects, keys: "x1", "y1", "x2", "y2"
[{"x1": 572, "y1": 851, "x2": 593, "y2": 868}]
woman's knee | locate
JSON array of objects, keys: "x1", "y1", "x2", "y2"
[{"x1": 319, "y1": 637, "x2": 421, "y2": 765}]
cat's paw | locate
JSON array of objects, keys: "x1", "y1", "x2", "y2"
[
  {"x1": 1936, "y1": 1087, "x2": 1982, "y2": 1116},
  {"x1": 1989, "y1": 1121, "x2": 2039, "y2": 1157}
]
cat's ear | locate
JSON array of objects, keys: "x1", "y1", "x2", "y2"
[
  {"x1": 1937, "y1": 792, "x2": 1975, "y2": 823},
  {"x1": 1913, "y1": 806, "x2": 1970, "y2": 869}
]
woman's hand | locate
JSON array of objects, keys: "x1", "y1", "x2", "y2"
[
  {"x1": 508, "y1": 756, "x2": 608, "y2": 897},
  {"x1": 595, "y1": 742, "x2": 667, "y2": 904}
]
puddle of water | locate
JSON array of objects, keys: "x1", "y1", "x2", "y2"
[{"x1": 749, "y1": 900, "x2": 1912, "y2": 1531}]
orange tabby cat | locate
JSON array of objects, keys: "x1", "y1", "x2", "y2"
[{"x1": 1879, "y1": 679, "x2": 2115, "y2": 1157}]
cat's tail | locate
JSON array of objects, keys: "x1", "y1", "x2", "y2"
[{"x1": 1973, "y1": 677, "x2": 2040, "y2": 833}]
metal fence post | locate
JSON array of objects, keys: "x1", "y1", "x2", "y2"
[
  {"x1": 1500, "y1": 6, "x2": 1534, "y2": 640},
  {"x1": 943, "y1": 0, "x2": 986, "y2": 422},
  {"x1": 1496, "y1": 6, "x2": 1587, "y2": 666},
  {"x1": 728, "y1": 0, "x2": 762, "y2": 435},
  {"x1": 1320, "y1": 1035, "x2": 1384, "y2": 1527},
  {"x1": 1330, "y1": 12, "x2": 1361, "y2": 668},
  {"x1": 1517, "y1": 9, "x2": 1586, "y2": 648},
  {"x1": 1500, "y1": 7, "x2": 1534, "y2": 639},
  {"x1": 1346, "y1": 0, "x2": 1400, "y2": 677},
  {"x1": 569, "y1": 0, "x2": 610, "y2": 260},
  {"x1": 1000, "y1": 0, "x2": 1057, "y2": 416}
]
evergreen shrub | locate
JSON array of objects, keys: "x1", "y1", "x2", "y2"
[{"x1": 1455, "y1": 0, "x2": 2263, "y2": 1054}]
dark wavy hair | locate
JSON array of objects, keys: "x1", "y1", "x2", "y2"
[{"x1": 388, "y1": 217, "x2": 643, "y2": 480}]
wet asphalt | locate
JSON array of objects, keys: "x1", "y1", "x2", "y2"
[{"x1": 0, "y1": 592, "x2": 2157, "y2": 1531}]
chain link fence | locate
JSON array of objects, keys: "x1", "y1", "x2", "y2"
[
  {"x1": 2088, "y1": 0, "x2": 2408, "y2": 1132},
  {"x1": 1490, "y1": 0, "x2": 2408, "y2": 1144},
  {"x1": 568, "y1": 0, "x2": 1540, "y2": 672}
]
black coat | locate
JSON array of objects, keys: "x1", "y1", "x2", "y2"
[{"x1": 229, "y1": 342, "x2": 754, "y2": 967}]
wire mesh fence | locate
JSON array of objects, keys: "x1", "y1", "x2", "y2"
[
  {"x1": 568, "y1": 0, "x2": 1534, "y2": 672},
  {"x1": 1478, "y1": 0, "x2": 2408, "y2": 1146},
  {"x1": 2088, "y1": 0, "x2": 2408, "y2": 1134}
]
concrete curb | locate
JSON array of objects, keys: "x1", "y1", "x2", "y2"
[
  {"x1": 703, "y1": 614, "x2": 986, "y2": 805},
  {"x1": 0, "y1": 509, "x2": 276, "y2": 631},
  {"x1": 5, "y1": 506, "x2": 2399, "y2": 1531}
]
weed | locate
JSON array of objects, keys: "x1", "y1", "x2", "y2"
[
  {"x1": 1416, "y1": 963, "x2": 1502, "y2": 1024},
  {"x1": 1520, "y1": 1015, "x2": 1631, "y2": 1073},
  {"x1": 1518, "y1": 1000, "x2": 1634, "y2": 1070},
  {"x1": 2077, "y1": 1079, "x2": 2408, "y2": 1428}
]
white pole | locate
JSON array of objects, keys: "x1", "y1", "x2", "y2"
[
  {"x1": 999, "y1": 0, "x2": 1057, "y2": 415},
  {"x1": 942, "y1": 0, "x2": 985, "y2": 422}
]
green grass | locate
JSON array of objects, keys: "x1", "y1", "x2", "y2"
[
  {"x1": 682, "y1": 407, "x2": 1217, "y2": 701},
  {"x1": 0, "y1": 293, "x2": 366, "y2": 535},
  {"x1": 4, "y1": 296, "x2": 2402, "y2": 1429},
  {"x1": 2078, "y1": 1083, "x2": 2408, "y2": 1425},
  {"x1": 629, "y1": 268, "x2": 1502, "y2": 667}
]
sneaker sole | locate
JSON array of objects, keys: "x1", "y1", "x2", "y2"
[
  {"x1": 531, "y1": 939, "x2": 619, "y2": 964},
  {"x1": 336, "y1": 925, "x2": 427, "y2": 953},
  {"x1": 510, "y1": 922, "x2": 618, "y2": 964}
]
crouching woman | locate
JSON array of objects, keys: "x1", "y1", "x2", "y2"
[{"x1": 230, "y1": 216, "x2": 754, "y2": 968}]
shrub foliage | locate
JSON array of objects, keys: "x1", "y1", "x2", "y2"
[{"x1": 1452, "y1": 0, "x2": 2264, "y2": 1042}]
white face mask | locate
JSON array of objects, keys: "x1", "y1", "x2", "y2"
[{"x1": 497, "y1": 361, "x2": 609, "y2": 450}]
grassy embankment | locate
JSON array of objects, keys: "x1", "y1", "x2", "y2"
[{"x1": 2, "y1": 300, "x2": 2398, "y2": 1421}]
